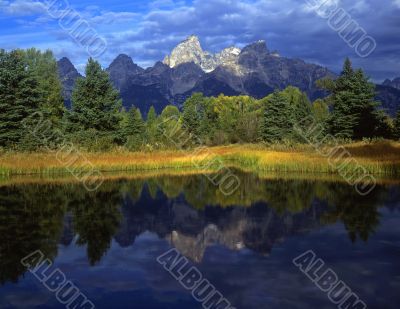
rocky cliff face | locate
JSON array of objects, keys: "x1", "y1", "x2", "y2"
[
  {"x1": 106, "y1": 54, "x2": 144, "y2": 91},
  {"x1": 162, "y1": 37, "x2": 333, "y2": 100},
  {"x1": 106, "y1": 59, "x2": 205, "y2": 113},
  {"x1": 163, "y1": 35, "x2": 242, "y2": 74},
  {"x1": 57, "y1": 57, "x2": 82, "y2": 107}
]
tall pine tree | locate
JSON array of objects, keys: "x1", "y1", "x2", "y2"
[
  {"x1": 119, "y1": 107, "x2": 145, "y2": 150},
  {"x1": 66, "y1": 58, "x2": 121, "y2": 144},
  {"x1": 23, "y1": 48, "x2": 65, "y2": 126},
  {"x1": 324, "y1": 58, "x2": 382, "y2": 139},
  {"x1": 145, "y1": 106, "x2": 159, "y2": 144},
  {"x1": 280, "y1": 86, "x2": 312, "y2": 140},
  {"x1": 121, "y1": 107, "x2": 145, "y2": 137},
  {"x1": 0, "y1": 50, "x2": 40, "y2": 148},
  {"x1": 182, "y1": 93, "x2": 206, "y2": 137},
  {"x1": 261, "y1": 91, "x2": 294, "y2": 142}
]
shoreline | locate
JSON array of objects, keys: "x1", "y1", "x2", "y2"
[
  {"x1": 1, "y1": 169, "x2": 400, "y2": 188},
  {"x1": 0, "y1": 142, "x2": 399, "y2": 183}
]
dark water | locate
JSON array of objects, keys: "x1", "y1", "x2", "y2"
[{"x1": 0, "y1": 172, "x2": 399, "y2": 309}]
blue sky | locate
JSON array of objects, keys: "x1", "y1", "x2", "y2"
[{"x1": 0, "y1": 0, "x2": 399, "y2": 81}]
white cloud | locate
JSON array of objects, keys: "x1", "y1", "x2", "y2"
[
  {"x1": 1, "y1": 0, "x2": 46, "y2": 16},
  {"x1": 90, "y1": 11, "x2": 139, "y2": 25},
  {"x1": 1, "y1": 0, "x2": 399, "y2": 80}
]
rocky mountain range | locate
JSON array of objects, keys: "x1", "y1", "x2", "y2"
[
  {"x1": 57, "y1": 35, "x2": 400, "y2": 116},
  {"x1": 383, "y1": 77, "x2": 400, "y2": 90}
]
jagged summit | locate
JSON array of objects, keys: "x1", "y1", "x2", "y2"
[
  {"x1": 57, "y1": 57, "x2": 78, "y2": 74},
  {"x1": 106, "y1": 54, "x2": 143, "y2": 91},
  {"x1": 383, "y1": 77, "x2": 400, "y2": 90},
  {"x1": 163, "y1": 35, "x2": 243, "y2": 73},
  {"x1": 185, "y1": 34, "x2": 201, "y2": 43},
  {"x1": 163, "y1": 35, "x2": 210, "y2": 70},
  {"x1": 57, "y1": 57, "x2": 82, "y2": 106},
  {"x1": 241, "y1": 40, "x2": 269, "y2": 54},
  {"x1": 108, "y1": 54, "x2": 143, "y2": 74}
]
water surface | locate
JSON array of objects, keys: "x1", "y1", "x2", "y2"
[{"x1": 0, "y1": 172, "x2": 399, "y2": 308}]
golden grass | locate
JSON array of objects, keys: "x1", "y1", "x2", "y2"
[{"x1": 0, "y1": 141, "x2": 399, "y2": 178}]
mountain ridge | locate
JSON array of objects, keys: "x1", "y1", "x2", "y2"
[
  {"x1": 57, "y1": 57, "x2": 82, "y2": 108},
  {"x1": 383, "y1": 77, "x2": 400, "y2": 90},
  {"x1": 57, "y1": 35, "x2": 400, "y2": 116}
]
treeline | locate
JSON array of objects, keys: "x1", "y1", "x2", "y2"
[{"x1": 0, "y1": 48, "x2": 399, "y2": 152}]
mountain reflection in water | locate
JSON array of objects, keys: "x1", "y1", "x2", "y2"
[{"x1": 0, "y1": 172, "x2": 396, "y2": 283}]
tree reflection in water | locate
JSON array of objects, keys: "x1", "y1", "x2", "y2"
[{"x1": 0, "y1": 171, "x2": 395, "y2": 284}]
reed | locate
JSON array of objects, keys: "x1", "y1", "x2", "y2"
[{"x1": 0, "y1": 141, "x2": 399, "y2": 177}]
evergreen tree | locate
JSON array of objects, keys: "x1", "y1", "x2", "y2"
[
  {"x1": 323, "y1": 58, "x2": 382, "y2": 139},
  {"x1": 66, "y1": 58, "x2": 122, "y2": 145},
  {"x1": 145, "y1": 106, "x2": 159, "y2": 144},
  {"x1": 281, "y1": 87, "x2": 312, "y2": 140},
  {"x1": 351, "y1": 69, "x2": 381, "y2": 139},
  {"x1": 23, "y1": 48, "x2": 65, "y2": 126},
  {"x1": 129, "y1": 107, "x2": 145, "y2": 136},
  {"x1": 117, "y1": 107, "x2": 129, "y2": 144},
  {"x1": 0, "y1": 50, "x2": 40, "y2": 148},
  {"x1": 182, "y1": 93, "x2": 206, "y2": 137},
  {"x1": 119, "y1": 106, "x2": 145, "y2": 147},
  {"x1": 261, "y1": 91, "x2": 293, "y2": 142},
  {"x1": 147, "y1": 106, "x2": 157, "y2": 125},
  {"x1": 119, "y1": 107, "x2": 145, "y2": 138},
  {"x1": 329, "y1": 58, "x2": 358, "y2": 138}
]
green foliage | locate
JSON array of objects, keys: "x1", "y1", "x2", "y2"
[
  {"x1": 213, "y1": 95, "x2": 262, "y2": 144},
  {"x1": 66, "y1": 58, "x2": 122, "y2": 145},
  {"x1": 158, "y1": 105, "x2": 183, "y2": 148},
  {"x1": 0, "y1": 49, "x2": 41, "y2": 149},
  {"x1": 394, "y1": 111, "x2": 400, "y2": 140},
  {"x1": 261, "y1": 91, "x2": 294, "y2": 142},
  {"x1": 23, "y1": 48, "x2": 65, "y2": 127},
  {"x1": 182, "y1": 93, "x2": 263, "y2": 145},
  {"x1": 374, "y1": 111, "x2": 393, "y2": 139},
  {"x1": 320, "y1": 58, "x2": 384, "y2": 139},
  {"x1": 311, "y1": 99, "x2": 330, "y2": 134},
  {"x1": 312, "y1": 99, "x2": 329, "y2": 123},
  {"x1": 145, "y1": 106, "x2": 161, "y2": 145},
  {"x1": 130, "y1": 107, "x2": 145, "y2": 136},
  {"x1": 280, "y1": 86, "x2": 313, "y2": 141},
  {"x1": 281, "y1": 86, "x2": 311, "y2": 119},
  {"x1": 120, "y1": 107, "x2": 145, "y2": 150},
  {"x1": 182, "y1": 93, "x2": 210, "y2": 138},
  {"x1": 1, "y1": 48, "x2": 398, "y2": 152}
]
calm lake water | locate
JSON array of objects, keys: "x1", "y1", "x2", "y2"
[{"x1": 0, "y1": 172, "x2": 399, "y2": 309}]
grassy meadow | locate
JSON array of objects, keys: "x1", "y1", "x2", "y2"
[{"x1": 0, "y1": 141, "x2": 399, "y2": 180}]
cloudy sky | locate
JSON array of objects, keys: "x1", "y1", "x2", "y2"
[{"x1": 0, "y1": 0, "x2": 399, "y2": 81}]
